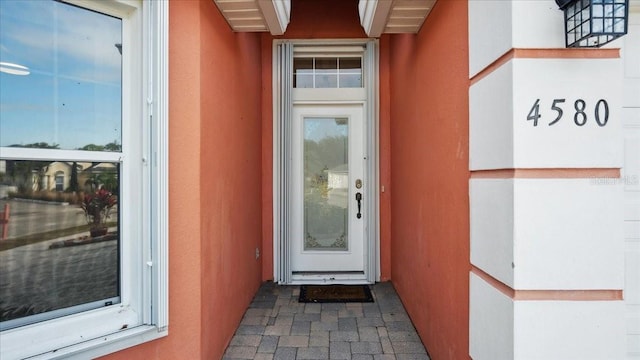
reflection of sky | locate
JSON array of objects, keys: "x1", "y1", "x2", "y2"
[
  {"x1": 304, "y1": 118, "x2": 348, "y2": 142},
  {"x1": 0, "y1": 1, "x2": 122, "y2": 150}
]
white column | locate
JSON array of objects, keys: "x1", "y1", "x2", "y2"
[{"x1": 468, "y1": 1, "x2": 626, "y2": 359}]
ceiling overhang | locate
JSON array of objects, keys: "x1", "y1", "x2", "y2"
[
  {"x1": 212, "y1": 0, "x2": 436, "y2": 37},
  {"x1": 213, "y1": 0, "x2": 291, "y2": 35},
  {"x1": 359, "y1": 0, "x2": 436, "y2": 37}
]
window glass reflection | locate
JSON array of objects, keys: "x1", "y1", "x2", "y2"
[
  {"x1": 315, "y1": 58, "x2": 339, "y2": 88},
  {"x1": 0, "y1": 159, "x2": 120, "y2": 329},
  {"x1": 339, "y1": 58, "x2": 362, "y2": 88},
  {"x1": 294, "y1": 58, "x2": 314, "y2": 88},
  {"x1": 0, "y1": 0, "x2": 122, "y2": 151},
  {"x1": 303, "y1": 118, "x2": 349, "y2": 251},
  {"x1": 293, "y1": 56, "x2": 363, "y2": 89}
]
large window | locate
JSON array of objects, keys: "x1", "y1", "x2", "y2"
[
  {"x1": 1, "y1": 0, "x2": 122, "y2": 329},
  {"x1": 0, "y1": 0, "x2": 167, "y2": 358}
]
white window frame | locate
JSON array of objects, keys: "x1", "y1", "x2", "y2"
[
  {"x1": 55, "y1": 171, "x2": 65, "y2": 191},
  {"x1": 273, "y1": 40, "x2": 380, "y2": 285},
  {"x1": 0, "y1": 1, "x2": 168, "y2": 359}
]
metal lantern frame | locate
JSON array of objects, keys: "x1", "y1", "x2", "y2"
[{"x1": 556, "y1": 0, "x2": 629, "y2": 48}]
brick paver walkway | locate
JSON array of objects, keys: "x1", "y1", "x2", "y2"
[{"x1": 223, "y1": 282, "x2": 430, "y2": 360}]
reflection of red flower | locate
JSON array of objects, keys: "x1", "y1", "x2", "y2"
[{"x1": 80, "y1": 188, "x2": 117, "y2": 228}]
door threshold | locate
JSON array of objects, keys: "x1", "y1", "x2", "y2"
[
  {"x1": 289, "y1": 272, "x2": 371, "y2": 285},
  {"x1": 292, "y1": 271, "x2": 365, "y2": 275}
]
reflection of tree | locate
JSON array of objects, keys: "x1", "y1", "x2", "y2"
[
  {"x1": 68, "y1": 162, "x2": 79, "y2": 192},
  {"x1": 6, "y1": 141, "x2": 121, "y2": 152},
  {"x1": 76, "y1": 142, "x2": 121, "y2": 194},
  {"x1": 84, "y1": 166, "x2": 119, "y2": 195},
  {"x1": 79, "y1": 144, "x2": 103, "y2": 151},
  {"x1": 104, "y1": 141, "x2": 121, "y2": 151},
  {"x1": 9, "y1": 142, "x2": 60, "y2": 150},
  {"x1": 78, "y1": 141, "x2": 121, "y2": 152}
]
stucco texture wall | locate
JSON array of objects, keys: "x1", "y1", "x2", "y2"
[
  {"x1": 388, "y1": 0, "x2": 470, "y2": 359},
  {"x1": 100, "y1": 1, "x2": 263, "y2": 359}
]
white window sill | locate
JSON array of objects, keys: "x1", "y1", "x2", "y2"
[{"x1": 27, "y1": 325, "x2": 167, "y2": 360}]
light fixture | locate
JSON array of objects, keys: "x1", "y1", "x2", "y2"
[
  {"x1": 556, "y1": 0, "x2": 629, "y2": 48},
  {"x1": 0, "y1": 62, "x2": 30, "y2": 76}
]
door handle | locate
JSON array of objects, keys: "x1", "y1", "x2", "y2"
[{"x1": 355, "y1": 192, "x2": 362, "y2": 219}]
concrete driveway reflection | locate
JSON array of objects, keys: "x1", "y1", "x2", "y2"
[
  {"x1": 1, "y1": 199, "x2": 99, "y2": 239},
  {"x1": 0, "y1": 200, "x2": 118, "y2": 323}
]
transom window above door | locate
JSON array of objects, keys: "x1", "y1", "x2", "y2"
[{"x1": 293, "y1": 57, "x2": 363, "y2": 88}]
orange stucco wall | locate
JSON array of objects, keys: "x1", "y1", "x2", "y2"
[
  {"x1": 388, "y1": 1, "x2": 470, "y2": 359},
  {"x1": 101, "y1": 1, "x2": 263, "y2": 359},
  {"x1": 260, "y1": 0, "x2": 392, "y2": 281},
  {"x1": 101, "y1": 0, "x2": 469, "y2": 359}
]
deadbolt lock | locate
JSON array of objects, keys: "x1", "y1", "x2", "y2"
[{"x1": 355, "y1": 179, "x2": 362, "y2": 189}]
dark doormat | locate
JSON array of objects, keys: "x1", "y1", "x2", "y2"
[{"x1": 299, "y1": 285, "x2": 374, "y2": 303}]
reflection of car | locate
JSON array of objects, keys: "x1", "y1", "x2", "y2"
[
  {"x1": 327, "y1": 164, "x2": 348, "y2": 208},
  {"x1": 0, "y1": 185, "x2": 18, "y2": 199}
]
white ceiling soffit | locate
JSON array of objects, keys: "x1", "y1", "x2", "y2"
[
  {"x1": 213, "y1": 0, "x2": 435, "y2": 37},
  {"x1": 213, "y1": 0, "x2": 290, "y2": 35},
  {"x1": 359, "y1": 0, "x2": 437, "y2": 37}
]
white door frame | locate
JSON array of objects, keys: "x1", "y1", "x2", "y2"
[{"x1": 272, "y1": 39, "x2": 380, "y2": 284}]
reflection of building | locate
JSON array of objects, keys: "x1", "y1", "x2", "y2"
[
  {"x1": 38, "y1": 161, "x2": 72, "y2": 191},
  {"x1": 49, "y1": 162, "x2": 116, "y2": 192},
  {"x1": 327, "y1": 164, "x2": 348, "y2": 208},
  {"x1": 4, "y1": 161, "x2": 117, "y2": 192},
  {"x1": 327, "y1": 164, "x2": 347, "y2": 189}
]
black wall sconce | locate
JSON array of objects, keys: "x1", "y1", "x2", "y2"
[{"x1": 556, "y1": 0, "x2": 629, "y2": 47}]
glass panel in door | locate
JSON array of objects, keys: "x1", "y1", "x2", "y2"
[{"x1": 303, "y1": 117, "x2": 348, "y2": 251}]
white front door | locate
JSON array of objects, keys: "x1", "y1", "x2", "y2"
[{"x1": 290, "y1": 103, "x2": 367, "y2": 277}]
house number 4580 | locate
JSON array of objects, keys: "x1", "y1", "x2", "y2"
[{"x1": 526, "y1": 98, "x2": 609, "y2": 127}]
